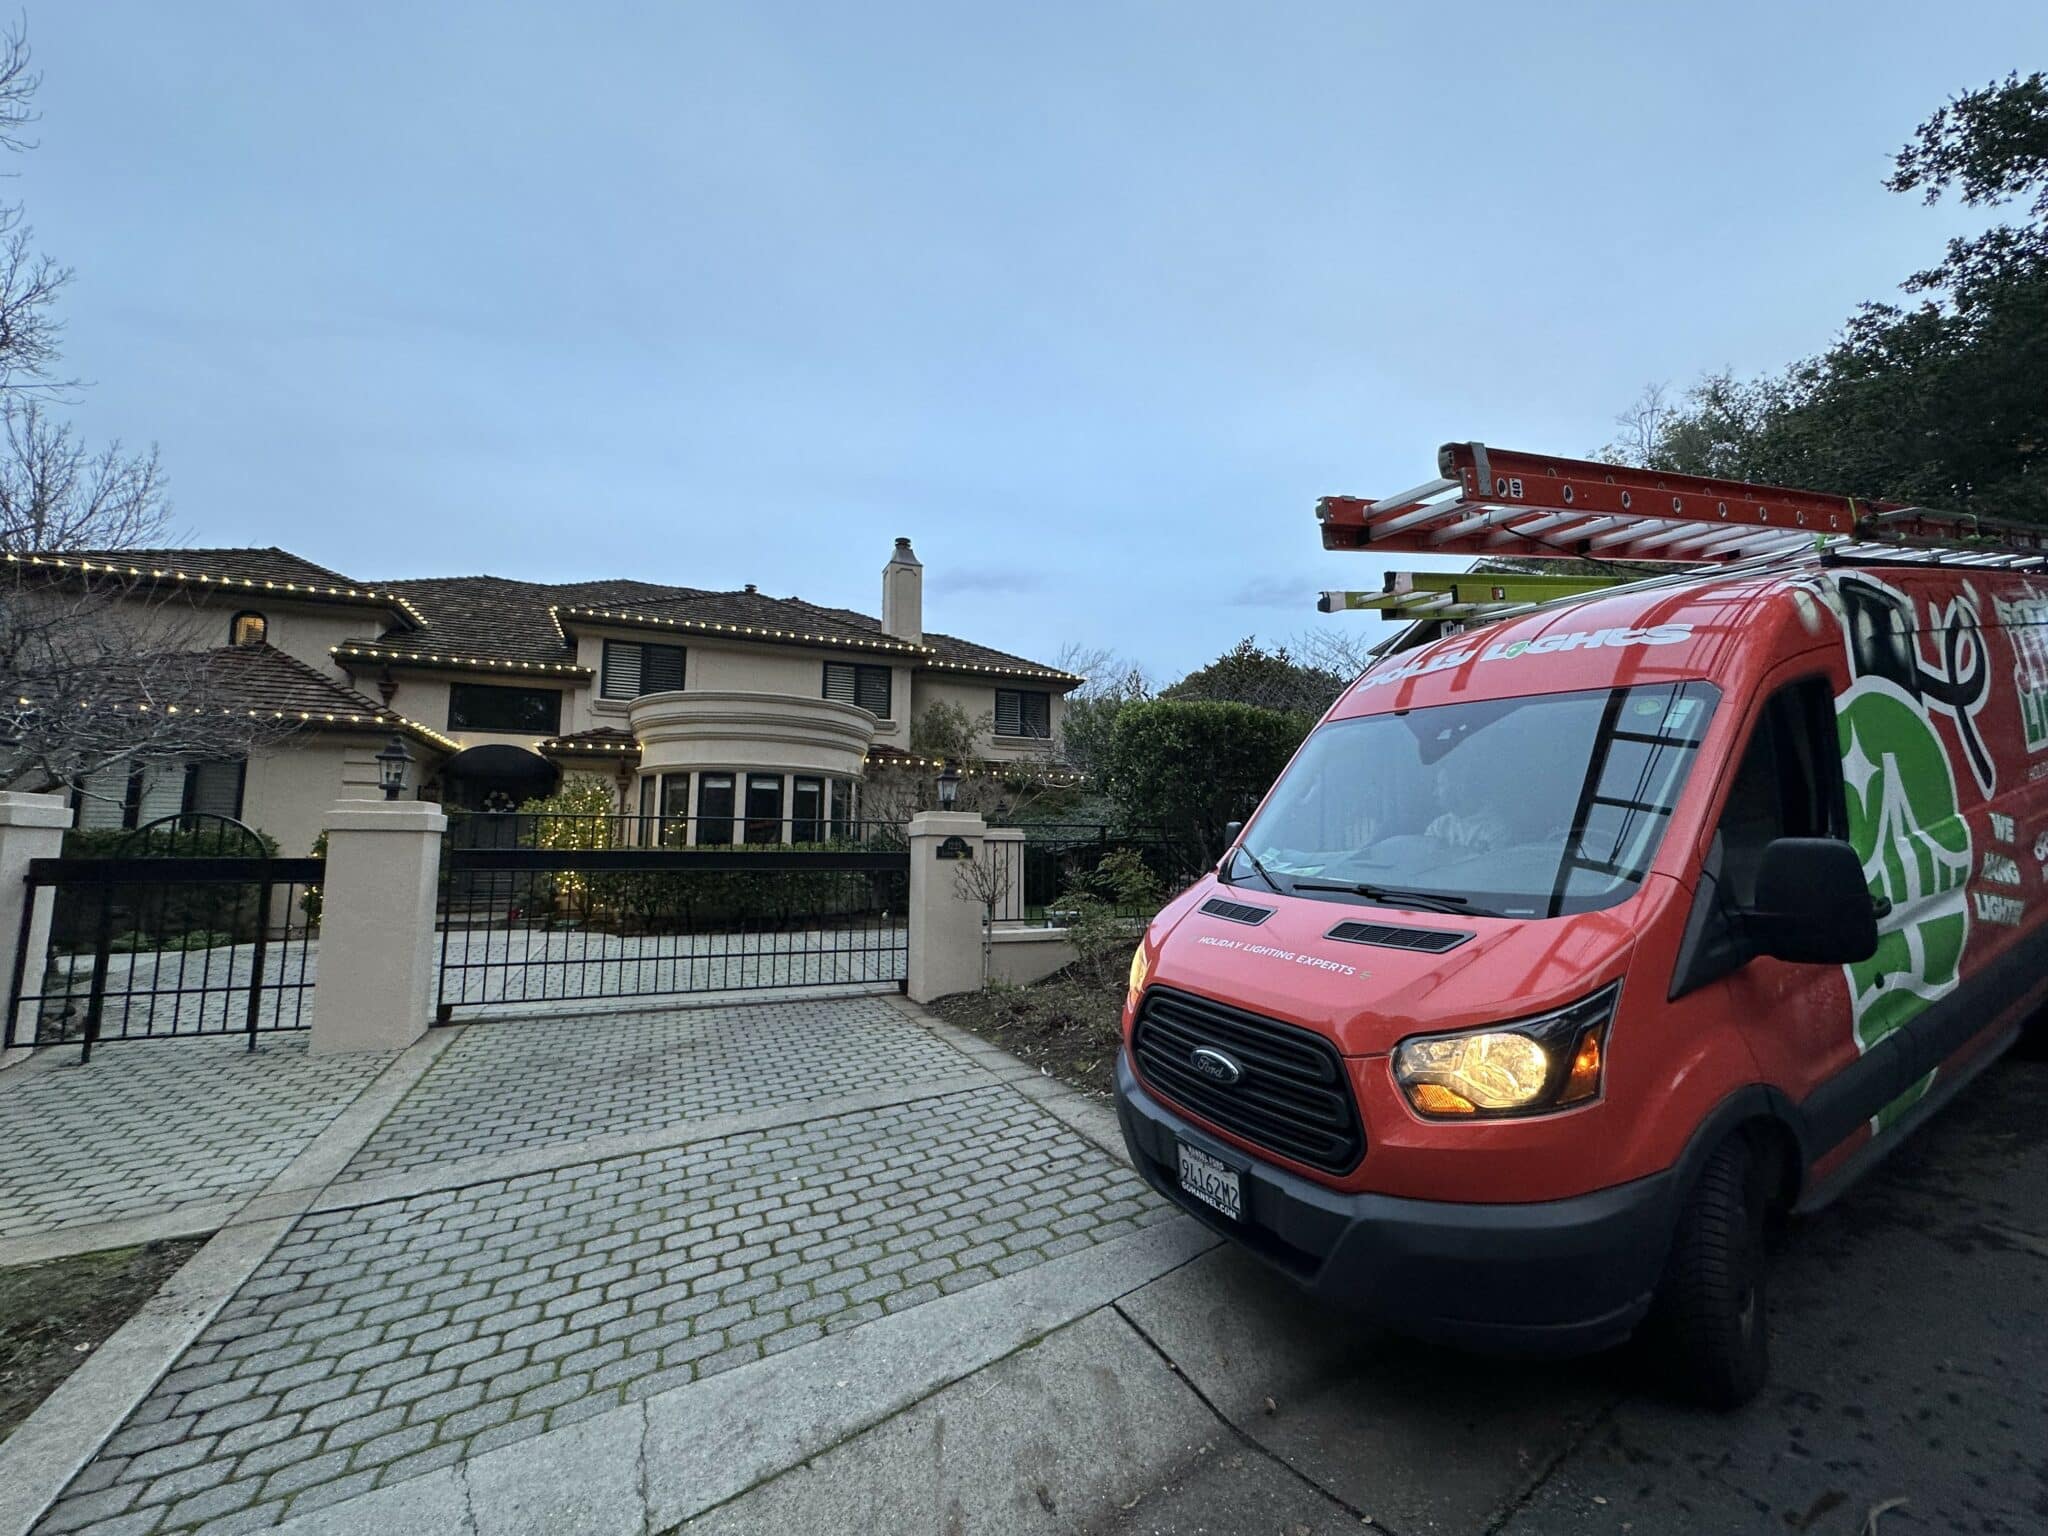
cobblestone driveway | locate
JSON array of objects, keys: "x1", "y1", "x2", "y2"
[
  {"x1": 343, "y1": 995, "x2": 965, "y2": 1179},
  {"x1": 39, "y1": 1088, "x2": 1167, "y2": 1534},
  {"x1": 0, "y1": 1039, "x2": 395, "y2": 1243}
]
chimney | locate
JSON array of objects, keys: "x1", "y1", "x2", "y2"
[{"x1": 882, "y1": 536, "x2": 922, "y2": 644}]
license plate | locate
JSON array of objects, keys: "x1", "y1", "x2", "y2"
[{"x1": 1176, "y1": 1141, "x2": 1242, "y2": 1222}]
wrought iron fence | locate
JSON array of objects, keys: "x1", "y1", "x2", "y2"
[
  {"x1": 443, "y1": 811, "x2": 907, "y2": 853},
  {"x1": 436, "y1": 843, "x2": 910, "y2": 1017},
  {"x1": 6, "y1": 849, "x2": 322, "y2": 1060},
  {"x1": 990, "y1": 824, "x2": 1204, "y2": 923}
]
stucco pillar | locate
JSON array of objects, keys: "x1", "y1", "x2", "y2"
[
  {"x1": 0, "y1": 792, "x2": 71, "y2": 1067},
  {"x1": 983, "y1": 826, "x2": 1027, "y2": 924},
  {"x1": 311, "y1": 799, "x2": 446, "y2": 1055},
  {"x1": 907, "y1": 811, "x2": 988, "y2": 1003}
]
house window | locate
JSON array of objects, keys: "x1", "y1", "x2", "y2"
[
  {"x1": 995, "y1": 688, "x2": 1052, "y2": 739},
  {"x1": 792, "y1": 776, "x2": 824, "y2": 843},
  {"x1": 73, "y1": 759, "x2": 244, "y2": 830},
  {"x1": 229, "y1": 612, "x2": 268, "y2": 647},
  {"x1": 823, "y1": 662, "x2": 892, "y2": 719},
  {"x1": 829, "y1": 777, "x2": 855, "y2": 841},
  {"x1": 447, "y1": 684, "x2": 562, "y2": 734},
  {"x1": 661, "y1": 772, "x2": 691, "y2": 843},
  {"x1": 601, "y1": 641, "x2": 686, "y2": 701},
  {"x1": 182, "y1": 760, "x2": 247, "y2": 820},
  {"x1": 637, "y1": 774, "x2": 657, "y2": 844},
  {"x1": 697, "y1": 773, "x2": 735, "y2": 846},
  {"x1": 744, "y1": 774, "x2": 784, "y2": 844}
]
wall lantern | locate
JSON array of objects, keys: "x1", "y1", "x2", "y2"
[
  {"x1": 376, "y1": 734, "x2": 414, "y2": 801},
  {"x1": 936, "y1": 759, "x2": 961, "y2": 811}
]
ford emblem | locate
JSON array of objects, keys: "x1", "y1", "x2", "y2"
[{"x1": 1190, "y1": 1046, "x2": 1244, "y2": 1085}]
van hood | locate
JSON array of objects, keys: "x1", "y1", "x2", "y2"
[{"x1": 1148, "y1": 875, "x2": 1651, "y2": 1056}]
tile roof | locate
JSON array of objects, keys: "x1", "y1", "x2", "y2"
[
  {"x1": 54, "y1": 546, "x2": 362, "y2": 587},
  {"x1": 364, "y1": 576, "x2": 711, "y2": 667},
  {"x1": 781, "y1": 600, "x2": 1081, "y2": 681},
  {"x1": 365, "y1": 575, "x2": 1077, "y2": 681},
  {"x1": 12, "y1": 547, "x2": 425, "y2": 626},
  {"x1": 178, "y1": 646, "x2": 458, "y2": 750},
  {"x1": 26, "y1": 546, "x2": 1077, "y2": 684}
]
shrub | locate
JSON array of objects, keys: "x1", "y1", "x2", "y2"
[
  {"x1": 55, "y1": 820, "x2": 281, "y2": 950},
  {"x1": 1054, "y1": 850, "x2": 1161, "y2": 988},
  {"x1": 1102, "y1": 699, "x2": 1306, "y2": 865}
]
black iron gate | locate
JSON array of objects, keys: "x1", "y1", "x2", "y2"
[
  {"x1": 436, "y1": 839, "x2": 910, "y2": 1018},
  {"x1": 5, "y1": 817, "x2": 322, "y2": 1060}
]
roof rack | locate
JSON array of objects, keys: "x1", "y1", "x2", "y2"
[{"x1": 1318, "y1": 443, "x2": 2048, "y2": 570}]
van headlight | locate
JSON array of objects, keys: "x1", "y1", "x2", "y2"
[
  {"x1": 1126, "y1": 943, "x2": 1151, "y2": 1012},
  {"x1": 1392, "y1": 983, "x2": 1619, "y2": 1118}
]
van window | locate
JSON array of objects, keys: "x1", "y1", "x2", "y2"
[
  {"x1": 1229, "y1": 681, "x2": 1720, "y2": 918},
  {"x1": 1714, "y1": 678, "x2": 1844, "y2": 910}
]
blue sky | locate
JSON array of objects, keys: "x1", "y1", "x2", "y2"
[{"x1": 21, "y1": 3, "x2": 2048, "y2": 679}]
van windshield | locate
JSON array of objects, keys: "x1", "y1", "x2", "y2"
[{"x1": 1228, "y1": 681, "x2": 1721, "y2": 918}]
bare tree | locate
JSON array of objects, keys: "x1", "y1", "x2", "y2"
[
  {"x1": 1597, "y1": 382, "x2": 1675, "y2": 468},
  {"x1": 1289, "y1": 626, "x2": 1382, "y2": 685},
  {"x1": 0, "y1": 22, "x2": 289, "y2": 797},
  {"x1": 952, "y1": 839, "x2": 1015, "y2": 987},
  {"x1": 1054, "y1": 642, "x2": 1151, "y2": 703}
]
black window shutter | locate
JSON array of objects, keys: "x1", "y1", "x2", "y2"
[
  {"x1": 823, "y1": 664, "x2": 857, "y2": 706},
  {"x1": 603, "y1": 642, "x2": 643, "y2": 700},
  {"x1": 1022, "y1": 691, "x2": 1051, "y2": 738},
  {"x1": 995, "y1": 690, "x2": 1022, "y2": 736},
  {"x1": 642, "y1": 643, "x2": 685, "y2": 694},
  {"x1": 856, "y1": 666, "x2": 892, "y2": 718}
]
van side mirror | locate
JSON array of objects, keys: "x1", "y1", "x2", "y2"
[
  {"x1": 1223, "y1": 821, "x2": 1243, "y2": 845},
  {"x1": 1742, "y1": 838, "x2": 1879, "y2": 966}
]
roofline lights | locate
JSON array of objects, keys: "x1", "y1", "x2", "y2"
[
  {"x1": 7, "y1": 696, "x2": 460, "y2": 752},
  {"x1": 8, "y1": 552, "x2": 427, "y2": 627},
  {"x1": 333, "y1": 644, "x2": 592, "y2": 676},
  {"x1": 554, "y1": 605, "x2": 932, "y2": 656},
  {"x1": 538, "y1": 736, "x2": 642, "y2": 753},
  {"x1": 863, "y1": 750, "x2": 1085, "y2": 784}
]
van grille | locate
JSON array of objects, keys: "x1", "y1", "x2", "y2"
[
  {"x1": 1198, "y1": 897, "x2": 1274, "y2": 927},
  {"x1": 1132, "y1": 987, "x2": 1363, "y2": 1174},
  {"x1": 1324, "y1": 920, "x2": 1471, "y2": 954}
]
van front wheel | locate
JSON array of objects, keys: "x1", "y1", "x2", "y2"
[{"x1": 1647, "y1": 1134, "x2": 1769, "y2": 1408}]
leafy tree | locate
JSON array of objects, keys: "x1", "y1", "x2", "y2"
[
  {"x1": 1102, "y1": 700, "x2": 1305, "y2": 864},
  {"x1": 1162, "y1": 637, "x2": 1346, "y2": 718},
  {"x1": 1053, "y1": 644, "x2": 1152, "y2": 781},
  {"x1": 1608, "y1": 72, "x2": 2048, "y2": 522},
  {"x1": 909, "y1": 700, "x2": 985, "y2": 762}
]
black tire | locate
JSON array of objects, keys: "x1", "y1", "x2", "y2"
[{"x1": 1647, "y1": 1134, "x2": 1770, "y2": 1409}]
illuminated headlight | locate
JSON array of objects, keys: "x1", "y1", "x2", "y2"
[
  {"x1": 1392, "y1": 983, "x2": 1619, "y2": 1118},
  {"x1": 1126, "y1": 943, "x2": 1151, "y2": 1012}
]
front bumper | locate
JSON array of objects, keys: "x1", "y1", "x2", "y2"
[{"x1": 1115, "y1": 1052, "x2": 1677, "y2": 1355}]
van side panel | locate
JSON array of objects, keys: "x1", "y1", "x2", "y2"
[{"x1": 1799, "y1": 569, "x2": 2048, "y2": 1164}]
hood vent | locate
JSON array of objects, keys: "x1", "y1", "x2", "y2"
[
  {"x1": 1324, "y1": 920, "x2": 1471, "y2": 954},
  {"x1": 1199, "y1": 897, "x2": 1274, "y2": 927}
]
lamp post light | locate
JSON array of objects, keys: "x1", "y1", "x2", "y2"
[
  {"x1": 936, "y1": 759, "x2": 960, "y2": 812},
  {"x1": 375, "y1": 734, "x2": 414, "y2": 801}
]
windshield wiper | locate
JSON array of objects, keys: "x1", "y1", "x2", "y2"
[
  {"x1": 1287, "y1": 879, "x2": 1491, "y2": 917},
  {"x1": 1231, "y1": 847, "x2": 1285, "y2": 896}
]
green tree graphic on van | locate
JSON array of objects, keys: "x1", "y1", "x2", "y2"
[{"x1": 1838, "y1": 680, "x2": 1970, "y2": 1125}]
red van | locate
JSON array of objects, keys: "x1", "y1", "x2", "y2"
[{"x1": 1115, "y1": 557, "x2": 2048, "y2": 1404}]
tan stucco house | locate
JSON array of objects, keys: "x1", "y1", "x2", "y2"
[{"x1": 16, "y1": 538, "x2": 1079, "y2": 855}]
